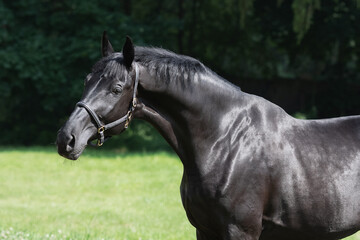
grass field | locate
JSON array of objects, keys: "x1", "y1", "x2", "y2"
[
  {"x1": 0, "y1": 147, "x2": 194, "y2": 239},
  {"x1": 0, "y1": 147, "x2": 359, "y2": 240}
]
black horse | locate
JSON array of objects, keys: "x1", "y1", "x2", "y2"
[{"x1": 57, "y1": 32, "x2": 360, "y2": 240}]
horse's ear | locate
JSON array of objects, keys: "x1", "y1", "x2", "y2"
[
  {"x1": 122, "y1": 36, "x2": 134, "y2": 69},
  {"x1": 101, "y1": 31, "x2": 114, "y2": 57}
]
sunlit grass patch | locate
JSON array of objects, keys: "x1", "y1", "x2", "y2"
[{"x1": 0, "y1": 147, "x2": 194, "y2": 239}]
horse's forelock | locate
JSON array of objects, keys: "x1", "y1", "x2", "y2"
[
  {"x1": 91, "y1": 53, "x2": 127, "y2": 81},
  {"x1": 103, "y1": 58, "x2": 126, "y2": 79}
]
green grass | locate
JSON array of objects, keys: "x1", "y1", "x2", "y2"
[
  {"x1": 0, "y1": 147, "x2": 194, "y2": 239},
  {"x1": 0, "y1": 147, "x2": 359, "y2": 240}
]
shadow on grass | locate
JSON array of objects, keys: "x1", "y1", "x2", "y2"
[{"x1": 0, "y1": 144, "x2": 176, "y2": 160}]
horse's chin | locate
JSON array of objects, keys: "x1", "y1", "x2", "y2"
[{"x1": 58, "y1": 143, "x2": 86, "y2": 160}]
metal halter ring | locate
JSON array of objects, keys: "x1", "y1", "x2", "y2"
[{"x1": 98, "y1": 126, "x2": 105, "y2": 134}]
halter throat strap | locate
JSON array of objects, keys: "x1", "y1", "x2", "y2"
[{"x1": 76, "y1": 63, "x2": 139, "y2": 146}]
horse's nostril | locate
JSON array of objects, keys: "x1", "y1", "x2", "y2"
[{"x1": 66, "y1": 134, "x2": 76, "y2": 151}]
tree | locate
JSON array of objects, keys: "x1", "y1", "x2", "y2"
[{"x1": 1, "y1": 0, "x2": 359, "y2": 145}]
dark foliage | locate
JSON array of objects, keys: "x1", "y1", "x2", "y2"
[{"x1": 1, "y1": 0, "x2": 360, "y2": 147}]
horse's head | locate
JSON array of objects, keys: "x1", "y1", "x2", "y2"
[{"x1": 57, "y1": 32, "x2": 137, "y2": 160}]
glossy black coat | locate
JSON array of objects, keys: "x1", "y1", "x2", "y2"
[{"x1": 57, "y1": 33, "x2": 360, "y2": 240}]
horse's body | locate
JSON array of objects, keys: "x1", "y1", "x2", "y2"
[{"x1": 57, "y1": 33, "x2": 360, "y2": 239}]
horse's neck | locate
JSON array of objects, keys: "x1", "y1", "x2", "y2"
[{"x1": 135, "y1": 65, "x2": 244, "y2": 168}]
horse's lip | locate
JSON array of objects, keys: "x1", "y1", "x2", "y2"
[
  {"x1": 68, "y1": 154, "x2": 80, "y2": 160},
  {"x1": 57, "y1": 143, "x2": 86, "y2": 161},
  {"x1": 59, "y1": 151, "x2": 80, "y2": 161}
]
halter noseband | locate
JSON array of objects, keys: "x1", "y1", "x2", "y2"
[{"x1": 76, "y1": 63, "x2": 139, "y2": 147}]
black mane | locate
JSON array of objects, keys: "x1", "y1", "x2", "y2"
[
  {"x1": 134, "y1": 46, "x2": 207, "y2": 86},
  {"x1": 92, "y1": 46, "x2": 219, "y2": 88}
]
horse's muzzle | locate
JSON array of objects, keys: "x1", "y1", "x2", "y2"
[
  {"x1": 56, "y1": 129, "x2": 81, "y2": 160},
  {"x1": 56, "y1": 106, "x2": 98, "y2": 160}
]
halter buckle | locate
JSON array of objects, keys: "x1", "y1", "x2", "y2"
[
  {"x1": 124, "y1": 111, "x2": 133, "y2": 129},
  {"x1": 97, "y1": 139, "x2": 103, "y2": 147}
]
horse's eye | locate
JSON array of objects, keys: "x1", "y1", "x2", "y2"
[{"x1": 112, "y1": 85, "x2": 122, "y2": 94}]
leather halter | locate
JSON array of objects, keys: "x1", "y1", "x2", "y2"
[{"x1": 76, "y1": 63, "x2": 139, "y2": 146}]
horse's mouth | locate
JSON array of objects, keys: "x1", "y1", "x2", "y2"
[
  {"x1": 57, "y1": 143, "x2": 86, "y2": 160},
  {"x1": 59, "y1": 151, "x2": 81, "y2": 160}
]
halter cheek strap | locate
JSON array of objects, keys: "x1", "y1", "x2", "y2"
[{"x1": 76, "y1": 63, "x2": 139, "y2": 146}]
